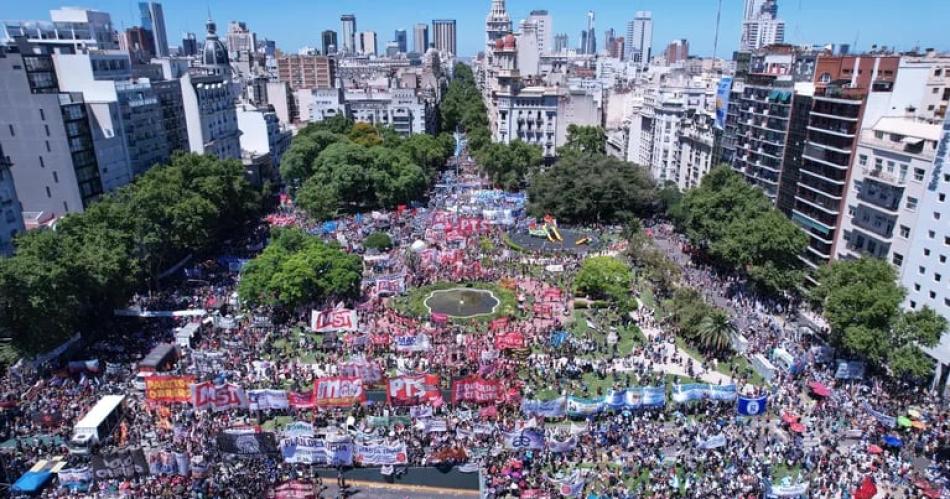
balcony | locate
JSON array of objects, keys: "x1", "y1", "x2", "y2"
[{"x1": 862, "y1": 167, "x2": 905, "y2": 187}]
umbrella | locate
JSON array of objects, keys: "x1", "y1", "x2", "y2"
[
  {"x1": 789, "y1": 423, "x2": 806, "y2": 433},
  {"x1": 807, "y1": 381, "x2": 832, "y2": 398},
  {"x1": 922, "y1": 488, "x2": 941, "y2": 499},
  {"x1": 907, "y1": 409, "x2": 923, "y2": 419},
  {"x1": 914, "y1": 479, "x2": 933, "y2": 490},
  {"x1": 882, "y1": 435, "x2": 903, "y2": 448},
  {"x1": 781, "y1": 413, "x2": 800, "y2": 424},
  {"x1": 912, "y1": 421, "x2": 927, "y2": 430},
  {"x1": 867, "y1": 444, "x2": 883, "y2": 454},
  {"x1": 897, "y1": 416, "x2": 913, "y2": 428}
]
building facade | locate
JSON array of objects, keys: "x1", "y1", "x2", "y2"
[
  {"x1": 321, "y1": 30, "x2": 338, "y2": 55},
  {"x1": 341, "y1": 15, "x2": 356, "y2": 55},
  {"x1": 277, "y1": 54, "x2": 335, "y2": 90},
  {"x1": 413, "y1": 24, "x2": 429, "y2": 54},
  {"x1": 527, "y1": 10, "x2": 552, "y2": 55},
  {"x1": 740, "y1": 0, "x2": 785, "y2": 52},
  {"x1": 626, "y1": 11, "x2": 653, "y2": 66},
  {"x1": 432, "y1": 20, "x2": 457, "y2": 57},
  {"x1": 395, "y1": 29, "x2": 407, "y2": 54},
  {"x1": 665, "y1": 39, "x2": 689, "y2": 65},
  {"x1": 0, "y1": 144, "x2": 25, "y2": 256}
]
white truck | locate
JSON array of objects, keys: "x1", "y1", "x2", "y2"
[{"x1": 68, "y1": 395, "x2": 126, "y2": 454}]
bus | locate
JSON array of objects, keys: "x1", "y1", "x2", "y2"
[{"x1": 69, "y1": 395, "x2": 126, "y2": 454}]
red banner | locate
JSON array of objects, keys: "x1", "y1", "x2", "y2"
[
  {"x1": 310, "y1": 309, "x2": 358, "y2": 332},
  {"x1": 451, "y1": 376, "x2": 502, "y2": 404},
  {"x1": 494, "y1": 332, "x2": 526, "y2": 351},
  {"x1": 533, "y1": 304, "x2": 552, "y2": 316},
  {"x1": 288, "y1": 391, "x2": 315, "y2": 409},
  {"x1": 431, "y1": 312, "x2": 449, "y2": 324},
  {"x1": 490, "y1": 317, "x2": 509, "y2": 332},
  {"x1": 145, "y1": 375, "x2": 195, "y2": 403},
  {"x1": 386, "y1": 375, "x2": 442, "y2": 406},
  {"x1": 313, "y1": 377, "x2": 366, "y2": 407},
  {"x1": 191, "y1": 382, "x2": 248, "y2": 411},
  {"x1": 542, "y1": 288, "x2": 562, "y2": 301}
]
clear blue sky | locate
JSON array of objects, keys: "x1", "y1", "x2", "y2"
[{"x1": 6, "y1": 0, "x2": 950, "y2": 58}]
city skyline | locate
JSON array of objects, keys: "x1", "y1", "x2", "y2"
[{"x1": 4, "y1": 0, "x2": 950, "y2": 58}]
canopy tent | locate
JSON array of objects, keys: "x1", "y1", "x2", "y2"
[
  {"x1": 12, "y1": 470, "x2": 52, "y2": 494},
  {"x1": 807, "y1": 381, "x2": 832, "y2": 398},
  {"x1": 882, "y1": 435, "x2": 903, "y2": 448}
]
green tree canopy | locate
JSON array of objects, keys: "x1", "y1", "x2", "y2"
[
  {"x1": 528, "y1": 154, "x2": 656, "y2": 224},
  {"x1": 677, "y1": 166, "x2": 807, "y2": 294},
  {"x1": 364, "y1": 232, "x2": 393, "y2": 251},
  {"x1": 560, "y1": 125, "x2": 606, "y2": 156},
  {"x1": 574, "y1": 256, "x2": 633, "y2": 304},
  {"x1": 238, "y1": 228, "x2": 362, "y2": 310},
  {"x1": 812, "y1": 257, "x2": 947, "y2": 381},
  {"x1": 475, "y1": 140, "x2": 543, "y2": 190}
]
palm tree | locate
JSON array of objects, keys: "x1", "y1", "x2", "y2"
[{"x1": 696, "y1": 311, "x2": 736, "y2": 357}]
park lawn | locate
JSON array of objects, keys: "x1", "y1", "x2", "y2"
[
  {"x1": 267, "y1": 326, "x2": 322, "y2": 364},
  {"x1": 261, "y1": 415, "x2": 294, "y2": 431},
  {"x1": 673, "y1": 337, "x2": 766, "y2": 387},
  {"x1": 772, "y1": 463, "x2": 803, "y2": 481}
]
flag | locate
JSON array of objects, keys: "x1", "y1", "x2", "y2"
[
  {"x1": 854, "y1": 476, "x2": 877, "y2": 499},
  {"x1": 737, "y1": 395, "x2": 768, "y2": 416}
]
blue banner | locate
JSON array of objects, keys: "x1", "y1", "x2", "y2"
[
  {"x1": 672, "y1": 384, "x2": 737, "y2": 403},
  {"x1": 714, "y1": 77, "x2": 733, "y2": 130},
  {"x1": 521, "y1": 397, "x2": 567, "y2": 418},
  {"x1": 566, "y1": 397, "x2": 604, "y2": 417},
  {"x1": 550, "y1": 331, "x2": 569, "y2": 348},
  {"x1": 737, "y1": 395, "x2": 768, "y2": 416}
]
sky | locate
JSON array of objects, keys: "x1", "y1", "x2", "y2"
[{"x1": 5, "y1": 0, "x2": 950, "y2": 58}]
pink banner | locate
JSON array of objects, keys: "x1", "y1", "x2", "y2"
[
  {"x1": 451, "y1": 376, "x2": 502, "y2": 404},
  {"x1": 191, "y1": 382, "x2": 248, "y2": 412},
  {"x1": 310, "y1": 309, "x2": 358, "y2": 332},
  {"x1": 314, "y1": 377, "x2": 366, "y2": 407},
  {"x1": 494, "y1": 332, "x2": 526, "y2": 351},
  {"x1": 288, "y1": 391, "x2": 315, "y2": 409}
]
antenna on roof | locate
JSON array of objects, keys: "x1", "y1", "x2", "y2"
[{"x1": 712, "y1": 0, "x2": 722, "y2": 60}]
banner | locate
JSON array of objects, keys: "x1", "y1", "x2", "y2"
[
  {"x1": 375, "y1": 276, "x2": 405, "y2": 296},
  {"x1": 314, "y1": 377, "x2": 366, "y2": 407},
  {"x1": 216, "y1": 432, "x2": 278, "y2": 455},
  {"x1": 311, "y1": 309, "x2": 358, "y2": 333},
  {"x1": 288, "y1": 391, "x2": 315, "y2": 409},
  {"x1": 701, "y1": 433, "x2": 727, "y2": 449},
  {"x1": 145, "y1": 375, "x2": 195, "y2": 403},
  {"x1": 387, "y1": 374, "x2": 442, "y2": 406},
  {"x1": 280, "y1": 437, "x2": 354, "y2": 465},
  {"x1": 338, "y1": 359, "x2": 384, "y2": 385},
  {"x1": 283, "y1": 421, "x2": 314, "y2": 438},
  {"x1": 191, "y1": 382, "x2": 248, "y2": 412},
  {"x1": 273, "y1": 480, "x2": 317, "y2": 499},
  {"x1": 91, "y1": 449, "x2": 149, "y2": 482},
  {"x1": 738, "y1": 395, "x2": 768, "y2": 416},
  {"x1": 394, "y1": 334, "x2": 431, "y2": 352},
  {"x1": 835, "y1": 360, "x2": 866, "y2": 380},
  {"x1": 671, "y1": 384, "x2": 737, "y2": 403},
  {"x1": 146, "y1": 450, "x2": 188, "y2": 476},
  {"x1": 57, "y1": 467, "x2": 93, "y2": 490},
  {"x1": 521, "y1": 397, "x2": 567, "y2": 418},
  {"x1": 354, "y1": 441, "x2": 408, "y2": 465},
  {"x1": 451, "y1": 376, "x2": 502, "y2": 404},
  {"x1": 365, "y1": 415, "x2": 412, "y2": 428},
  {"x1": 714, "y1": 77, "x2": 733, "y2": 130},
  {"x1": 490, "y1": 317, "x2": 509, "y2": 332},
  {"x1": 419, "y1": 418, "x2": 448, "y2": 433},
  {"x1": 494, "y1": 332, "x2": 526, "y2": 350},
  {"x1": 248, "y1": 389, "x2": 289, "y2": 411},
  {"x1": 547, "y1": 436, "x2": 577, "y2": 453},
  {"x1": 504, "y1": 429, "x2": 545, "y2": 450},
  {"x1": 863, "y1": 402, "x2": 897, "y2": 429},
  {"x1": 567, "y1": 397, "x2": 604, "y2": 417}
]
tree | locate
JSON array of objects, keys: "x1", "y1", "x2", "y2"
[
  {"x1": 296, "y1": 180, "x2": 339, "y2": 221},
  {"x1": 560, "y1": 125, "x2": 606, "y2": 156},
  {"x1": 812, "y1": 257, "x2": 946, "y2": 380},
  {"x1": 400, "y1": 133, "x2": 451, "y2": 183},
  {"x1": 238, "y1": 228, "x2": 362, "y2": 310},
  {"x1": 678, "y1": 166, "x2": 806, "y2": 294},
  {"x1": 476, "y1": 141, "x2": 543, "y2": 190},
  {"x1": 528, "y1": 154, "x2": 657, "y2": 224},
  {"x1": 695, "y1": 311, "x2": 736, "y2": 356},
  {"x1": 574, "y1": 256, "x2": 632, "y2": 304},
  {"x1": 364, "y1": 232, "x2": 393, "y2": 251},
  {"x1": 347, "y1": 122, "x2": 384, "y2": 147},
  {"x1": 279, "y1": 131, "x2": 345, "y2": 187}
]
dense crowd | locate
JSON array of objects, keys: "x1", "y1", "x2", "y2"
[{"x1": 1, "y1": 152, "x2": 948, "y2": 499}]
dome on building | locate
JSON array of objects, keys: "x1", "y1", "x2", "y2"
[
  {"x1": 503, "y1": 34, "x2": 517, "y2": 49},
  {"x1": 494, "y1": 38, "x2": 505, "y2": 50},
  {"x1": 201, "y1": 18, "x2": 230, "y2": 68}
]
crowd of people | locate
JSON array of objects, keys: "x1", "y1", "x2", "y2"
[{"x1": 0, "y1": 149, "x2": 948, "y2": 499}]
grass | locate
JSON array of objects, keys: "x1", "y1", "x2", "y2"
[
  {"x1": 674, "y1": 337, "x2": 766, "y2": 387},
  {"x1": 267, "y1": 326, "x2": 324, "y2": 364},
  {"x1": 261, "y1": 415, "x2": 294, "y2": 431},
  {"x1": 391, "y1": 281, "x2": 518, "y2": 322}
]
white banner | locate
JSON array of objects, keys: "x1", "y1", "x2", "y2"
[
  {"x1": 280, "y1": 437, "x2": 354, "y2": 465},
  {"x1": 248, "y1": 389, "x2": 289, "y2": 411},
  {"x1": 354, "y1": 441, "x2": 408, "y2": 465},
  {"x1": 311, "y1": 309, "x2": 359, "y2": 332}
]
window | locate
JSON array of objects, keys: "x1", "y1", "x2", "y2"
[
  {"x1": 45, "y1": 186, "x2": 51, "y2": 198},
  {"x1": 893, "y1": 253, "x2": 904, "y2": 266},
  {"x1": 925, "y1": 248, "x2": 932, "y2": 256},
  {"x1": 45, "y1": 141, "x2": 51, "y2": 153},
  {"x1": 7, "y1": 125, "x2": 13, "y2": 137},
  {"x1": 937, "y1": 212, "x2": 943, "y2": 221},
  {"x1": 875, "y1": 158, "x2": 884, "y2": 168},
  {"x1": 859, "y1": 154, "x2": 868, "y2": 166},
  {"x1": 936, "y1": 274, "x2": 942, "y2": 282},
  {"x1": 52, "y1": 171, "x2": 58, "y2": 183},
  {"x1": 929, "y1": 231, "x2": 936, "y2": 239},
  {"x1": 915, "y1": 283, "x2": 921, "y2": 291},
  {"x1": 911, "y1": 301, "x2": 917, "y2": 309},
  {"x1": 38, "y1": 156, "x2": 44, "y2": 168},
  {"x1": 941, "y1": 193, "x2": 947, "y2": 202},
  {"x1": 915, "y1": 168, "x2": 926, "y2": 181},
  {"x1": 900, "y1": 226, "x2": 910, "y2": 238},
  {"x1": 946, "y1": 236, "x2": 950, "y2": 246},
  {"x1": 920, "y1": 266, "x2": 927, "y2": 275},
  {"x1": 934, "y1": 88, "x2": 941, "y2": 94},
  {"x1": 931, "y1": 291, "x2": 937, "y2": 299},
  {"x1": 44, "y1": 124, "x2": 50, "y2": 137},
  {"x1": 39, "y1": 108, "x2": 45, "y2": 121},
  {"x1": 907, "y1": 197, "x2": 918, "y2": 210},
  {"x1": 942, "y1": 255, "x2": 947, "y2": 263},
  {"x1": 819, "y1": 72, "x2": 832, "y2": 83}
]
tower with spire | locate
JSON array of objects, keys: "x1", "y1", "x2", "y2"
[
  {"x1": 485, "y1": 0, "x2": 512, "y2": 54},
  {"x1": 201, "y1": 16, "x2": 231, "y2": 74}
]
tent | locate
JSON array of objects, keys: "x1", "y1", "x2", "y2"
[
  {"x1": 807, "y1": 381, "x2": 831, "y2": 398},
  {"x1": 882, "y1": 435, "x2": 903, "y2": 448},
  {"x1": 11, "y1": 470, "x2": 52, "y2": 494}
]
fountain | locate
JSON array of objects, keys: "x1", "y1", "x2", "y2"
[{"x1": 424, "y1": 288, "x2": 500, "y2": 318}]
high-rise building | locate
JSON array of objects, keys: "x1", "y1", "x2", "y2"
[
  {"x1": 608, "y1": 37, "x2": 625, "y2": 60},
  {"x1": 138, "y1": 2, "x2": 169, "y2": 57},
  {"x1": 226, "y1": 21, "x2": 256, "y2": 57},
  {"x1": 0, "y1": 143, "x2": 25, "y2": 256},
  {"x1": 120, "y1": 27, "x2": 156, "y2": 63},
  {"x1": 485, "y1": 0, "x2": 512, "y2": 53},
  {"x1": 181, "y1": 32, "x2": 198, "y2": 56},
  {"x1": 358, "y1": 31, "x2": 378, "y2": 56},
  {"x1": 277, "y1": 54, "x2": 336, "y2": 90},
  {"x1": 322, "y1": 30, "x2": 338, "y2": 55},
  {"x1": 413, "y1": 24, "x2": 429, "y2": 54},
  {"x1": 432, "y1": 20, "x2": 457, "y2": 57},
  {"x1": 627, "y1": 11, "x2": 653, "y2": 65},
  {"x1": 2, "y1": 7, "x2": 119, "y2": 51},
  {"x1": 517, "y1": 19, "x2": 541, "y2": 77},
  {"x1": 527, "y1": 10, "x2": 552, "y2": 55},
  {"x1": 554, "y1": 34, "x2": 568, "y2": 54},
  {"x1": 341, "y1": 15, "x2": 357, "y2": 54},
  {"x1": 740, "y1": 0, "x2": 785, "y2": 52},
  {"x1": 394, "y1": 29, "x2": 407, "y2": 54},
  {"x1": 580, "y1": 11, "x2": 596, "y2": 55},
  {"x1": 665, "y1": 39, "x2": 689, "y2": 64}
]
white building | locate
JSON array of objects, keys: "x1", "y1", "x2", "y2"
[
  {"x1": 358, "y1": 32, "x2": 378, "y2": 57},
  {"x1": 836, "y1": 117, "x2": 940, "y2": 267},
  {"x1": 516, "y1": 20, "x2": 541, "y2": 78},
  {"x1": 180, "y1": 72, "x2": 241, "y2": 160},
  {"x1": 304, "y1": 87, "x2": 434, "y2": 136},
  {"x1": 1, "y1": 7, "x2": 118, "y2": 51},
  {"x1": 626, "y1": 11, "x2": 653, "y2": 66},
  {"x1": 526, "y1": 10, "x2": 552, "y2": 55},
  {"x1": 236, "y1": 104, "x2": 291, "y2": 168},
  {"x1": 740, "y1": 0, "x2": 785, "y2": 52}
]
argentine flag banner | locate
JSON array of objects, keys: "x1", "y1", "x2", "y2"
[{"x1": 737, "y1": 395, "x2": 768, "y2": 416}]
